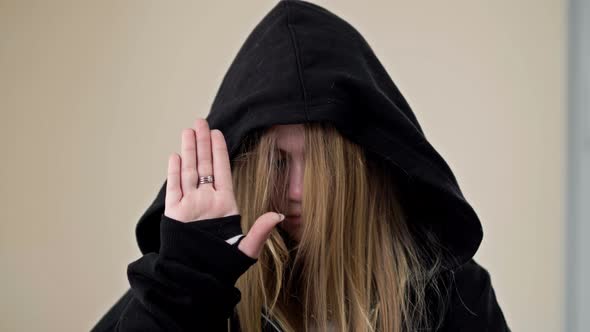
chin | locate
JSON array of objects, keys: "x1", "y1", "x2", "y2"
[{"x1": 278, "y1": 223, "x2": 301, "y2": 244}]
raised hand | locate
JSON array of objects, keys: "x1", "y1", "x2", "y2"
[{"x1": 164, "y1": 118, "x2": 285, "y2": 259}]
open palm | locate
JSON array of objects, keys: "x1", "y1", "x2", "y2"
[
  {"x1": 164, "y1": 118, "x2": 284, "y2": 259},
  {"x1": 165, "y1": 118, "x2": 239, "y2": 222}
]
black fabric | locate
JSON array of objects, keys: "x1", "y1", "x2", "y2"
[
  {"x1": 180, "y1": 214, "x2": 244, "y2": 242},
  {"x1": 91, "y1": 215, "x2": 510, "y2": 332},
  {"x1": 92, "y1": 0, "x2": 511, "y2": 330},
  {"x1": 91, "y1": 214, "x2": 257, "y2": 331},
  {"x1": 438, "y1": 260, "x2": 511, "y2": 332}
]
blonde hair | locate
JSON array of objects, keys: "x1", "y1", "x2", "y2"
[{"x1": 231, "y1": 122, "x2": 454, "y2": 332}]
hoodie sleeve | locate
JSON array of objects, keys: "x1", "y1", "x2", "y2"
[
  {"x1": 439, "y1": 258, "x2": 511, "y2": 332},
  {"x1": 90, "y1": 213, "x2": 256, "y2": 332}
]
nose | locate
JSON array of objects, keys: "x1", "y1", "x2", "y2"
[{"x1": 288, "y1": 158, "x2": 303, "y2": 202}]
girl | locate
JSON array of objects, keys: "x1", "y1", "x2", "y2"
[{"x1": 92, "y1": 1, "x2": 510, "y2": 331}]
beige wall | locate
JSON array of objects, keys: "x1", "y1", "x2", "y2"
[{"x1": 0, "y1": 1, "x2": 565, "y2": 331}]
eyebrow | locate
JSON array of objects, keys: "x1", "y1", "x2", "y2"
[
  {"x1": 276, "y1": 136, "x2": 304, "y2": 154},
  {"x1": 277, "y1": 146, "x2": 304, "y2": 157}
]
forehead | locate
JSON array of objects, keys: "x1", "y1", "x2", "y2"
[{"x1": 271, "y1": 124, "x2": 304, "y2": 151}]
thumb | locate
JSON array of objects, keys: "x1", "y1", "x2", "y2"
[{"x1": 237, "y1": 212, "x2": 285, "y2": 259}]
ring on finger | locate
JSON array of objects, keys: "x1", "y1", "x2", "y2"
[{"x1": 198, "y1": 175, "x2": 215, "y2": 186}]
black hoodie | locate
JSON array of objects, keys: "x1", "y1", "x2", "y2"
[{"x1": 91, "y1": 0, "x2": 511, "y2": 331}]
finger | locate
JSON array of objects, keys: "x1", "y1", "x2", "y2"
[
  {"x1": 210, "y1": 129, "x2": 233, "y2": 192},
  {"x1": 166, "y1": 153, "x2": 182, "y2": 205},
  {"x1": 237, "y1": 212, "x2": 285, "y2": 259},
  {"x1": 194, "y1": 119, "x2": 214, "y2": 188},
  {"x1": 180, "y1": 128, "x2": 198, "y2": 193}
]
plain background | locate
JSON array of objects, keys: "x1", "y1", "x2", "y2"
[{"x1": 0, "y1": 1, "x2": 565, "y2": 331}]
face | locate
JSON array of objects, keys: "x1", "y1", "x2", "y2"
[{"x1": 272, "y1": 124, "x2": 305, "y2": 242}]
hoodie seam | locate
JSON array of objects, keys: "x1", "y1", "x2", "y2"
[{"x1": 283, "y1": 0, "x2": 309, "y2": 122}]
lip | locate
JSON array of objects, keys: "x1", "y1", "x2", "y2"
[{"x1": 286, "y1": 215, "x2": 302, "y2": 224}]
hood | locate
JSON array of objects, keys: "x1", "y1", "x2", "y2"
[{"x1": 135, "y1": 0, "x2": 483, "y2": 271}]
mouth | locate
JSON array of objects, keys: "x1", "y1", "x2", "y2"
[{"x1": 286, "y1": 215, "x2": 302, "y2": 224}]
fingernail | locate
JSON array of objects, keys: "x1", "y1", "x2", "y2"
[{"x1": 277, "y1": 213, "x2": 285, "y2": 222}]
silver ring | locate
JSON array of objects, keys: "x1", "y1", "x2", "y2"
[{"x1": 198, "y1": 175, "x2": 214, "y2": 185}]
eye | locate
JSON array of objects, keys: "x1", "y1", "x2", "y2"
[
  {"x1": 274, "y1": 151, "x2": 288, "y2": 169},
  {"x1": 275, "y1": 157, "x2": 287, "y2": 169}
]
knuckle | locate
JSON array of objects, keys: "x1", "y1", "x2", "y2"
[
  {"x1": 213, "y1": 140, "x2": 227, "y2": 152},
  {"x1": 198, "y1": 156, "x2": 212, "y2": 164},
  {"x1": 167, "y1": 169, "x2": 180, "y2": 176}
]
